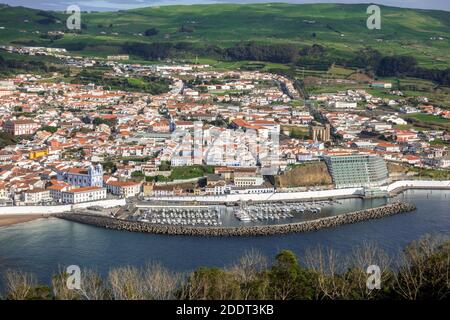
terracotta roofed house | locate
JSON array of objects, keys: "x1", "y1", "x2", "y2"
[
  {"x1": 105, "y1": 180, "x2": 142, "y2": 198},
  {"x1": 61, "y1": 186, "x2": 107, "y2": 204},
  {"x1": 3, "y1": 119, "x2": 40, "y2": 136}
]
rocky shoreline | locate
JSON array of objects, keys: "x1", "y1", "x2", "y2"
[{"x1": 56, "y1": 202, "x2": 417, "y2": 237}]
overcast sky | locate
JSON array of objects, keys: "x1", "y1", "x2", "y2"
[{"x1": 1, "y1": 0, "x2": 449, "y2": 12}]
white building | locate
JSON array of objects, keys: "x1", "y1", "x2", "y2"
[
  {"x1": 21, "y1": 188, "x2": 51, "y2": 204},
  {"x1": 57, "y1": 164, "x2": 103, "y2": 187},
  {"x1": 230, "y1": 185, "x2": 275, "y2": 194},
  {"x1": 0, "y1": 187, "x2": 8, "y2": 200},
  {"x1": 234, "y1": 176, "x2": 264, "y2": 187},
  {"x1": 439, "y1": 156, "x2": 450, "y2": 168},
  {"x1": 61, "y1": 186, "x2": 107, "y2": 204},
  {"x1": 47, "y1": 185, "x2": 70, "y2": 202},
  {"x1": 106, "y1": 181, "x2": 142, "y2": 198},
  {"x1": 400, "y1": 106, "x2": 419, "y2": 114},
  {"x1": 370, "y1": 82, "x2": 392, "y2": 89},
  {"x1": 383, "y1": 116, "x2": 408, "y2": 126},
  {"x1": 368, "y1": 122, "x2": 392, "y2": 132},
  {"x1": 205, "y1": 181, "x2": 229, "y2": 195},
  {"x1": 334, "y1": 101, "x2": 358, "y2": 109}
]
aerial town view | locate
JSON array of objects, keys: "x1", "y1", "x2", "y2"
[{"x1": 0, "y1": 0, "x2": 448, "y2": 310}]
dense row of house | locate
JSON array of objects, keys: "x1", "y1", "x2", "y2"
[{"x1": 0, "y1": 57, "x2": 448, "y2": 206}]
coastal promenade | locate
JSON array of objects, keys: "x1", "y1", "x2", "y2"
[
  {"x1": 385, "y1": 180, "x2": 450, "y2": 194},
  {"x1": 0, "y1": 181, "x2": 448, "y2": 220},
  {"x1": 0, "y1": 199, "x2": 126, "y2": 215},
  {"x1": 57, "y1": 202, "x2": 416, "y2": 237},
  {"x1": 147, "y1": 180, "x2": 450, "y2": 204}
]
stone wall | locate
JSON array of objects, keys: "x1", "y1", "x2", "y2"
[
  {"x1": 0, "y1": 199, "x2": 126, "y2": 215},
  {"x1": 57, "y1": 202, "x2": 416, "y2": 237}
]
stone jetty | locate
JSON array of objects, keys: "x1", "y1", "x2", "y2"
[{"x1": 56, "y1": 202, "x2": 416, "y2": 237}]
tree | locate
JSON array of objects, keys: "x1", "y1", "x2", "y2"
[
  {"x1": 3, "y1": 270, "x2": 37, "y2": 300},
  {"x1": 142, "y1": 263, "x2": 181, "y2": 300},
  {"x1": 123, "y1": 42, "x2": 173, "y2": 60},
  {"x1": 269, "y1": 250, "x2": 315, "y2": 300},
  {"x1": 180, "y1": 267, "x2": 241, "y2": 300},
  {"x1": 144, "y1": 28, "x2": 159, "y2": 37},
  {"x1": 394, "y1": 235, "x2": 450, "y2": 300},
  {"x1": 377, "y1": 55, "x2": 417, "y2": 77},
  {"x1": 226, "y1": 42, "x2": 298, "y2": 63},
  {"x1": 52, "y1": 269, "x2": 83, "y2": 300},
  {"x1": 352, "y1": 48, "x2": 383, "y2": 70},
  {"x1": 131, "y1": 171, "x2": 144, "y2": 179},
  {"x1": 158, "y1": 160, "x2": 171, "y2": 171},
  {"x1": 299, "y1": 44, "x2": 325, "y2": 57},
  {"x1": 180, "y1": 24, "x2": 195, "y2": 33},
  {"x1": 108, "y1": 266, "x2": 145, "y2": 300},
  {"x1": 1, "y1": 236, "x2": 449, "y2": 301},
  {"x1": 102, "y1": 161, "x2": 117, "y2": 173},
  {"x1": 228, "y1": 250, "x2": 269, "y2": 300},
  {"x1": 41, "y1": 126, "x2": 58, "y2": 134},
  {"x1": 93, "y1": 117, "x2": 117, "y2": 127}
]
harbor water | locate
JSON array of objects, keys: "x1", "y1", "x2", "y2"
[{"x1": 0, "y1": 189, "x2": 449, "y2": 285}]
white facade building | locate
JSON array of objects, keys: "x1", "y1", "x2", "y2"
[
  {"x1": 57, "y1": 164, "x2": 103, "y2": 187},
  {"x1": 21, "y1": 188, "x2": 51, "y2": 204},
  {"x1": 106, "y1": 181, "x2": 142, "y2": 198},
  {"x1": 335, "y1": 101, "x2": 358, "y2": 109},
  {"x1": 61, "y1": 186, "x2": 107, "y2": 204},
  {"x1": 234, "y1": 176, "x2": 264, "y2": 187}
]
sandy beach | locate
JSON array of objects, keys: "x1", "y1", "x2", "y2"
[{"x1": 0, "y1": 215, "x2": 51, "y2": 227}]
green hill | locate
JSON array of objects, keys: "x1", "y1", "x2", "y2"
[{"x1": 0, "y1": 3, "x2": 449, "y2": 68}]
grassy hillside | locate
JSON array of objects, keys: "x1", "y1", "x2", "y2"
[{"x1": 0, "y1": 3, "x2": 449, "y2": 68}]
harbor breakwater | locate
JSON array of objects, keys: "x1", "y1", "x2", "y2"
[{"x1": 57, "y1": 202, "x2": 416, "y2": 237}]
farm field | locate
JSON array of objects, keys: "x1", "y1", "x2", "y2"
[
  {"x1": 0, "y1": 3, "x2": 449, "y2": 68},
  {"x1": 0, "y1": 3, "x2": 448, "y2": 110},
  {"x1": 403, "y1": 113, "x2": 450, "y2": 124}
]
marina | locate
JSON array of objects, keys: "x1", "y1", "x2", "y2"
[
  {"x1": 57, "y1": 202, "x2": 417, "y2": 236},
  {"x1": 0, "y1": 190, "x2": 448, "y2": 285},
  {"x1": 134, "y1": 207, "x2": 222, "y2": 227},
  {"x1": 131, "y1": 200, "x2": 344, "y2": 226},
  {"x1": 233, "y1": 200, "x2": 343, "y2": 222}
]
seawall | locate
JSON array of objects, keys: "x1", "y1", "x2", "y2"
[
  {"x1": 57, "y1": 202, "x2": 416, "y2": 237},
  {"x1": 0, "y1": 199, "x2": 126, "y2": 215},
  {"x1": 147, "y1": 180, "x2": 450, "y2": 204}
]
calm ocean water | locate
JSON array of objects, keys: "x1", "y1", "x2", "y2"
[{"x1": 0, "y1": 189, "x2": 449, "y2": 284}]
